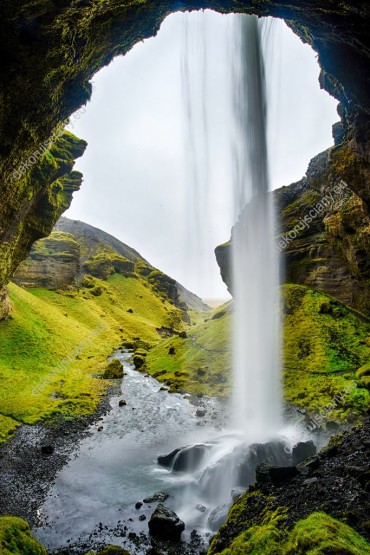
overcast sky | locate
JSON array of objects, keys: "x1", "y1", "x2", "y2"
[{"x1": 66, "y1": 10, "x2": 338, "y2": 300}]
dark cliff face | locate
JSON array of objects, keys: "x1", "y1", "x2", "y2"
[
  {"x1": 1, "y1": 1, "x2": 370, "y2": 297},
  {"x1": 216, "y1": 144, "x2": 370, "y2": 315}
]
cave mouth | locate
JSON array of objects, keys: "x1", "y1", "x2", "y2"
[{"x1": 64, "y1": 9, "x2": 338, "y2": 302}]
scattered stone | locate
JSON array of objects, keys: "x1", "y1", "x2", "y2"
[
  {"x1": 118, "y1": 399, "x2": 127, "y2": 407},
  {"x1": 212, "y1": 310, "x2": 226, "y2": 320},
  {"x1": 135, "y1": 502, "x2": 143, "y2": 510},
  {"x1": 143, "y1": 492, "x2": 169, "y2": 504},
  {"x1": 148, "y1": 503, "x2": 185, "y2": 541},
  {"x1": 98, "y1": 426, "x2": 103, "y2": 432},
  {"x1": 139, "y1": 514, "x2": 146, "y2": 521},
  {"x1": 41, "y1": 445, "x2": 53, "y2": 455},
  {"x1": 127, "y1": 308, "x2": 134, "y2": 313},
  {"x1": 292, "y1": 440, "x2": 317, "y2": 465},
  {"x1": 168, "y1": 346, "x2": 175, "y2": 355},
  {"x1": 196, "y1": 408, "x2": 206, "y2": 417}
]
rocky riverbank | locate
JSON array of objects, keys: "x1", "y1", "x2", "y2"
[{"x1": 209, "y1": 416, "x2": 370, "y2": 554}]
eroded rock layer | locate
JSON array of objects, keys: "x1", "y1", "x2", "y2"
[{"x1": 216, "y1": 144, "x2": 370, "y2": 315}]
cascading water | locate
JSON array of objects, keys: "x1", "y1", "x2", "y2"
[
  {"x1": 169, "y1": 12, "x2": 293, "y2": 534},
  {"x1": 230, "y1": 15, "x2": 282, "y2": 440}
]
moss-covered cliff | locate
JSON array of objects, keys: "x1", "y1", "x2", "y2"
[
  {"x1": 216, "y1": 144, "x2": 370, "y2": 315},
  {"x1": 13, "y1": 231, "x2": 80, "y2": 289}
]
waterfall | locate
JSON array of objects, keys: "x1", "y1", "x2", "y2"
[
  {"x1": 172, "y1": 11, "x2": 289, "y2": 536},
  {"x1": 230, "y1": 15, "x2": 282, "y2": 440}
]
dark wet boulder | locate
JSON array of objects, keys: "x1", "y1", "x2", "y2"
[
  {"x1": 292, "y1": 440, "x2": 317, "y2": 465},
  {"x1": 133, "y1": 354, "x2": 146, "y2": 370},
  {"x1": 143, "y1": 492, "x2": 169, "y2": 503},
  {"x1": 148, "y1": 504, "x2": 185, "y2": 541},
  {"x1": 41, "y1": 445, "x2": 54, "y2": 455},
  {"x1": 103, "y1": 359, "x2": 124, "y2": 379},
  {"x1": 158, "y1": 444, "x2": 210, "y2": 472},
  {"x1": 118, "y1": 399, "x2": 127, "y2": 407},
  {"x1": 256, "y1": 463, "x2": 299, "y2": 485},
  {"x1": 196, "y1": 408, "x2": 206, "y2": 417},
  {"x1": 157, "y1": 448, "x2": 181, "y2": 468},
  {"x1": 269, "y1": 466, "x2": 299, "y2": 483}
]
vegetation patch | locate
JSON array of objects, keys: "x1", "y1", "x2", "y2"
[
  {"x1": 0, "y1": 516, "x2": 47, "y2": 555},
  {"x1": 0, "y1": 273, "x2": 184, "y2": 443}
]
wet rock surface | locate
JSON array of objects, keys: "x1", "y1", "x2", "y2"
[
  {"x1": 210, "y1": 417, "x2": 370, "y2": 553},
  {"x1": 148, "y1": 504, "x2": 185, "y2": 541}
]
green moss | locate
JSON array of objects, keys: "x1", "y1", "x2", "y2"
[
  {"x1": 284, "y1": 512, "x2": 370, "y2": 554},
  {"x1": 0, "y1": 273, "x2": 184, "y2": 443},
  {"x1": 0, "y1": 131, "x2": 86, "y2": 291},
  {"x1": 85, "y1": 546, "x2": 132, "y2": 555},
  {"x1": 145, "y1": 302, "x2": 232, "y2": 396},
  {"x1": 0, "y1": 516, "x2": 47, "y2": 554},
  {"x1": 102, "y1": 359, "x2": 124, "y2": 379},
  {"x1": 209, "y1": 510, "x2": 370, "y2": 555},
  {"x1": 83, "y1": 252, "x2": 134, "y2": 280},
  {"x1": 283, "y1": 284, "x2": 370, "y2": 419}
]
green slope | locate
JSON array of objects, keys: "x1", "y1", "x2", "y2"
[{"x1": 0, "y1": 273, "x2": 184, "y2": 442}]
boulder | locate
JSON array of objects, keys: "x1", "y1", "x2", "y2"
[
  {"x1": 292, "y1": 440, "x2": 317, "y2": 465},
  {"x1": 157, "y1": 444, "x2": 210, "y2": 472},
  {"x1": 148, "y1": 504, "x2": 185, "y2": 541},
  {"x1": 143, "y1": 492, "x2": 169, "y2": 503},
  {"x1": 103, "y1": 359, "x2": 124, "y2": 379}
]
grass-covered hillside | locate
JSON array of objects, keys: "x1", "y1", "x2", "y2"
[
  {"x1": 142, "y1": 284, "x2": 370, "y2": 421},
  {"x1": 0, "y1": 273, "x2": 185, "y2": 444}
]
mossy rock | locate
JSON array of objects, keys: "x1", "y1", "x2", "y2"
[
  {"x1": 103, "y1": 359, "x2": 124, "y2": 379},
  {"x1": 85, "y1": 547, "x2": 132, "y2": 555},
  {"x1": 209, "y1": 511, "x2": 370, "y2": 555},
  {"x1": 82, "y1": 274, "x2": 97, "y2": 289},
  {"x1": 133, "y1": 354, "x2": 146, "y2": 371},
  {"x1": 284, "y1": 512, "x2": 370, "y2": 554},
  {"x1": 83, "y1": 253, "x2": 134, "y2": 281},
  {"x1": 90, "y1": 286, "x2": 103, "y2": 297},
  {"x1": 0, "y1": 516, "x2": 47, "y2": 554}
]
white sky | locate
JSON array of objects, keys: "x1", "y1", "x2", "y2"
[{"x1": 66, "y1": 10, "x2": 338, "y2": 300}]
